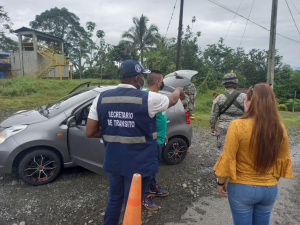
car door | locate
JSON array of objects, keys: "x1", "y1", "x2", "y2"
[{"x1": 67, "y1": 101, "x2": 107, "y2": 176}]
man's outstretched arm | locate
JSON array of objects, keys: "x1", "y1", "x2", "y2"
[{"x1": 167, "y1": 87, "x2": 184, "y2": 108}]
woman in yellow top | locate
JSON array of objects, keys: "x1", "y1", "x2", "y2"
[{"x1": 214, "y1": 83, "x2": 293, "y2": 225}]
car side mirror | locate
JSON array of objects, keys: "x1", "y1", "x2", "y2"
[{"x1": 66, "y1": 116, "x2": 76, "y2": 127}]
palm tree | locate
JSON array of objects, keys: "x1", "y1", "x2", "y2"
[{"x1": 121, "y1": 14, "x2": 160, "y2": 64}]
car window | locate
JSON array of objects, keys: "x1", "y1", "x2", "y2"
[
  {"x1": 75, "y1": 104, "x2": 92, "y2": 126},
  {"x1": 44, "y1": 87, "x2": 97, "y2": 118}
]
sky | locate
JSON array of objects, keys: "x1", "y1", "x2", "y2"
[{"x1": 3, "y1": 0, "x2": 300, "y2": 68}]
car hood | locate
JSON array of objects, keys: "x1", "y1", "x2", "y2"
[
  {"x1": 0, "y1": 110, "x2": 48, "y2": 128},
  {"x1": 163, "y1": 70, "x2": 198, "y2": 88}
]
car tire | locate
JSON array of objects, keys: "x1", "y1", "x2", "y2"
[
  {"x1": 18, "y1": 149, "x2": 61, "y2": 186},
  {"x1": 162, "y1": 138, "x2": 188, "y2": 165}
]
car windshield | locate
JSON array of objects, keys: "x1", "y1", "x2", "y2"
[{"x1": 42, "y1": 87, "x2": 98, "y2": 118}]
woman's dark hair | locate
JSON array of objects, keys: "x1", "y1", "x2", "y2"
[{"x1": 241, "y1": 83, "x2": 283, "y2": 174}]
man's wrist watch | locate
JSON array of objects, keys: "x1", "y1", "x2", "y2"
[{"x1": 217, "y1": 178, "x2": 225, "y2": 186}]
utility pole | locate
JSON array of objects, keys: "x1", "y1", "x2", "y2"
[
  {"x1": 293, "y1": 91, "x2": 296, "y2": 112},
  {"x1": 176, "y1": 0, "x2": 184, "y2": 70},
  {"x1": 267, "y1": 0, "x2": 278, "y2": 89}
]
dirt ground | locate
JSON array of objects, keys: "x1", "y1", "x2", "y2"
[{"x1": 0, "y1": 110, "x2": 299, "y2": 225}]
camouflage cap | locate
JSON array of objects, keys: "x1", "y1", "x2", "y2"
[{"x1": 222, "y1": 73, "x2": 238, "y2": 85}]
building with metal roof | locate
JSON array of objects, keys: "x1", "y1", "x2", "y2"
[
  {"x1": 9, "y1": 27, "x2": 71, "y2": 79},
  {"x1": 0, "y1": 52, "x2": 10, "y2": 58}
]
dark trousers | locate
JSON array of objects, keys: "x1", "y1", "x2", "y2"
[
  {"x1": 104, "y1": 173, "x2": 151, "y2": 225},
  {"x1": 145, "y1": 144, "x2": 163, "y2": 196}
]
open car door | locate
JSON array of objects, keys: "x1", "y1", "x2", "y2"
[{"x1": 67, "y1": 101, "x2": 107, "y2": 176}]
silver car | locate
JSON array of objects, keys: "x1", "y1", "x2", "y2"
[{"x1": 0, "y1": 85, "x2": 192, "y2": 186}]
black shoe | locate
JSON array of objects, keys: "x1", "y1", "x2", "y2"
[
  {"x1": 142, "y1": 195, "x2": 158, "y2": 211},
  {"x1": 150, "y1": 185, "x2": 169, "y2": 197}
]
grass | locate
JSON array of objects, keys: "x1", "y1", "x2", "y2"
[
  {"x1": 190, "y1": 88, "x2": 300, "y2": 129},
  {"x1": 279, "y1": 111, "x2": 300, "y2": 128},
  {"x1": 190, "y1": 88, "x2": 224, "y2": 128},
  {"x1": 0, "y1": 77, "x2": 299, "y2": 128},
  {"x1": 0, "y1": 77, "x2": 120, "y2": 111}
]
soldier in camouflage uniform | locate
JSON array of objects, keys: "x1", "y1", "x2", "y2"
[
  {"x1": 182, "y1": 83, "x2": 197, "y2": 115},
  {"x1": 210, "y1": 73, "x2": 246, "y2": 148}
]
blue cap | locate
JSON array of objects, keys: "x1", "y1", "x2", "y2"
[{"x1": 119, "y1": 59, "x2": 151, "y2": 79}]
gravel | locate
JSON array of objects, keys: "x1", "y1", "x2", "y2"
[{"x1": 0, "y1": 110, "x2": 299, "y2": 225}]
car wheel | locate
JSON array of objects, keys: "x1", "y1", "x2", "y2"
[
  {"x1": 18, "y1": 149, "x2": 61, "y2": 186},
  {"x1": 162, "y1": 138, "x2": 188, "y2": 165}
]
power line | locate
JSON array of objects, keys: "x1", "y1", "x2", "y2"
[
  {"x1": 224, "y1": 0, "x2": 244, "y2": 41},
  {"x1": 285, "y1": 0, "x2": 300, "y2": 37},
  {"x1": 290, "y1": 0, "x2": 300, "y2": 15},
  {"x1": 165, "y1": 0, "x2": 178, "y2": 38},
  {"x1": 207, "y1": 0, "x2": 300, "y2": 44},
  {"x1": 239, "y1": 0, "x2": 256, "y2": 47}
]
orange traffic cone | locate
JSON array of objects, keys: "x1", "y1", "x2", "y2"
[{"x1": 122, "y1": 173, "x2": 142, "y2": 225}]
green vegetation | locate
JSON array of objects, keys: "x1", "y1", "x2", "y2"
[
  {"x1": 190, "y1": 88, "x2": 300, "y2": 129},
  {"x1": 0, "y1": 77, "x2": 299, "y2": 128},
  {"x1": 29, "y1": 9, "x2": 300, "y2": 103},
  {"x1": 279, "y1": 111, "x2": 300, "y2": 128},
  {"x1": 278, "y1": 104, "x2": 288, "y2": 111},
  {"x1": 1, "y1": 6, "x2": 299, "y2": 126},
  {"x1": 0, "y1": 77, "x2": 119, "y2": 111},
  {"x1": 2, "y1": 6, "x2": 299, "y2": 104},
  {"x1": 0, "y1": 6, "x2": 19, "y2": 52}
]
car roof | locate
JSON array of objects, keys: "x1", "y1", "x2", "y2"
[{"x1": 93, "y1": 85, "x2": 118, "y2": 93}]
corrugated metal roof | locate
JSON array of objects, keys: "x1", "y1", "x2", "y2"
[
  {"x1": 14, "y1": 27, "x2": 64, "y2": 41},
  {"x1": 0, "y1": 52, "x2": 10, "y2": 56}
]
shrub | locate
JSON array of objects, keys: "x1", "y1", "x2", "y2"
[
  {"x1": 285, "y1": 98, "x2": 300, "y2": 111},
  {"x1": 294, "y1": 105, "x2": 300, "y2": 112},
  {"x1": 277, "y1": 104, "x2": 288, "y2": 111}
]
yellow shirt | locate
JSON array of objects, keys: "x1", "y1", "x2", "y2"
[{"x1": 214, "y1": 119, "x2": 293, "y2": 186}]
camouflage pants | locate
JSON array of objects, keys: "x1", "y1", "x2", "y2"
[
  {"x1": 216, "y1": 124, "x2": 229, "y2": 149},
  {"x1": 182, "y1": 97, "x2": 196, "y2": 116},
  {"x1": 190, "y1": 99, "x2": 195, "y2": 114},
  {"x1": 181, "y1": 98, "x2": 189, "y2": 109}
]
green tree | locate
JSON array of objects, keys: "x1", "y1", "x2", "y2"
[
  {"x1": 239, "y1": 49, "x2": 282, "y2": 87},
  {"x1": 143, "y1": 36, "x2": 177, "y2": 73},
  {"x1": 180, "y1": 21, "x2": 202, "y2": 71},
  {"x1": 0, "y1": 34, "x2": 18, "y2": 52},
  {"x1": 121, "y1": 14, "x2": 160, "y2": 64},
  {"x1": 30, "y1": 7, "x2": 82, "y2": 39},
  {"x1": 84, "y1": 21, "x2": 97, "y2": 70},
  {"x1": 274, "y1": 64, "x2": 300, "y2": 102},
  {"x1": 0, "y1": 6, "x2": 18, "y2": 52},
  {"x1": 30, "y1": 7, "x2": 90, "y2": 76},
  {"x1": 107, "y1": 42, "x2": 138, "y2": 65}
]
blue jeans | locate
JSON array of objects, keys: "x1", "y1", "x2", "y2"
[
  {"x1": 104, "y1": 174, "x2": 151, "y2": 225},
  {"x1": 227, "y1": 183, "x2": 278, "y2": 225},
  {"x1": 145, "y1": 144, "x2": 163, "y2": 196}
]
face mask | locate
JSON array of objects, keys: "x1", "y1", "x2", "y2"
[
  {"x1": 244, "y1": 102, "x2": 248, "y2": 112},
  {"x1": 136, "y1": 75, "x2": 145, "y2": 90},
  {"x1": 160, "y1": 81, "x2": 164, "y2": 90}
]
